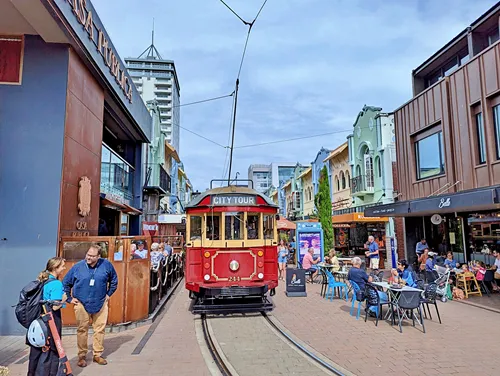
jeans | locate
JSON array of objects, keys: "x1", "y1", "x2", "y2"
[{"x1": 368, "y1": 291, "x2": 388, "y2": 313}]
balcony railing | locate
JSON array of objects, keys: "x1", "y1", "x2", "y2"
[
  {"x1": 144, "y1": 163, "x2": 171, "y2": 194},
  {"x1": 350, "y1": 174, "x2": 374, "y2": 195},
  {"x1": 100, "y1": 162, "x2": 134, "y2": 201}
]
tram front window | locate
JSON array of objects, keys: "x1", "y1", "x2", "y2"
[
  {"x1": 264, "y1": 214, "x2": 274, "y2": 239},
  {"x1": 207, "y1": 213, "x2": 221, "y2": 240},
  {"x1": 190, "y1": 216, "x2": 202, "y2": 240},
  {"x1": 247, "y1": 213, "x2": 260, "y2": 239},
  {"x1": 225, "y1": 212, "x2": 243, "y2": 240}
]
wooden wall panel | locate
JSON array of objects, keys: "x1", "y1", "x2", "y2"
[
  {"x1": 59, "y1": 49, "x2": 104, "y2": 237},
  {"x1": 467, "y1": 59, "x2": 481, "y2": 103},
  {"x1": 483, "y1": 48, "x2": 498, "y2": 96},
  {"x1": 395, "y1": 44, "x2": 500, "y2": 202}
]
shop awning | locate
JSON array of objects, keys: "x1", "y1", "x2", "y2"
[
  {"x1": 123, "y1": 204, "x2": 143, "y2": 215},
  {"x1": 100, "y1": 194, "x2": 127, "y2": 211},
  {"x1": 364, "y1": 186, "x2": 500, "y2": 217},
  {"x1": 323, "y1": 142, "x2": 348, "y2": 162},
  {"x1": 277, "y1": 217, "x2": 296, "y2": 230},
  {"x1": 332, "y1": 212, "x2": 389, "y2": 224}
]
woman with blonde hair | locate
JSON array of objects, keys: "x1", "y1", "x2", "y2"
[{"x1": 27, "y1": 257, "x2": 67, "y2": 376}]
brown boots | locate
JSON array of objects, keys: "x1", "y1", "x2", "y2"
[{"x1": 77, "y1": 355, "x2": 108, "y2": 367}]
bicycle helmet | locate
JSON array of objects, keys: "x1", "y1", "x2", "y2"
[{"x1": 27, "y1": 318, "x2": 48, "y2": 347}]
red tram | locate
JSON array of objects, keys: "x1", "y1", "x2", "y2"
[{"x1": 184, "y1": 182, "x2": 279, "y2": 313}]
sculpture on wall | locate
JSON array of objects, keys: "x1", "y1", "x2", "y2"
[{"x1": 78, "y1": 176, "x2": 92, "y2": 217}]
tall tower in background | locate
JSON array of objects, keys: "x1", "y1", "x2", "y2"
[{"x1": 125, "y1": 26, "x2": 181, "y2": 152}]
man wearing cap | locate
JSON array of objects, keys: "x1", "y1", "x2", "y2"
[{"x1": 133, "y1": 241, "x2": 148, "y2": 259}]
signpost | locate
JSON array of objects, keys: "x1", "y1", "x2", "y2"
[
  {"x1": 390, "y1": 237, "x2": 396, "y2": 269},
  {"x1": 285, "y1": 268, "x2": 307, "y2": 297}
]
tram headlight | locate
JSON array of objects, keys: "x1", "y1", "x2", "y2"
[
  {"x1": 257, "y1": 251, "x2": 264, "y2": 257},
  {"x1": 204, "y1": 251, "x2": 210, "y2": 258},
  {"x1": 258, "y1": 273, "x2": 264, "y2": 279},
  {"x1": 204, "y1": 274, "x2": 210, "y2": 281}
]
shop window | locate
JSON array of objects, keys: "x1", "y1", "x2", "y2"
[
  {"x1": 206, "y1": 213, "x2": 221, "y2": 240},
  {"x1": 476, "y1": 112, "x2": 486, "y2": 164},
  {"x1": 247, "y1": 213, "x2": 261, "y2": 239},
  {"x1": 61, "y1": 241, "x2": 108, "y2": 261},
  {"x1": 189, "y1": 215, "x2": 202, "y2": 240},
  {"x1": 263, "y1": 214, "x2": 275, "y2": 239},
  {"x1": 225, "y1": 212, "x2": 243, "y2": 240},
  {"x1": 415, "y1": 130, "x2": 445, "y2": 180}
]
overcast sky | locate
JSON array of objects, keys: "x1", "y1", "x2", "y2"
[{"x1": 93, "y1": 0, "x2": 497, "y2": 191}]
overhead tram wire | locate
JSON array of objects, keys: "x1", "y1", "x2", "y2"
[
  {"x1": 221, "y1": 0, "x2": 269, "y2": 185},
  {"x1": 173, "y1": 92, "x2": 234, "y2": 108}
]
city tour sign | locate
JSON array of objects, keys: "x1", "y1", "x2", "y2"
[{"x1": 210, "y1": 195, "x2": 257, "y2": 206}]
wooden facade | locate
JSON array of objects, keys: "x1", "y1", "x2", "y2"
[{"x1": 395, "y1": 41, "x2": 500, "y2": 201}]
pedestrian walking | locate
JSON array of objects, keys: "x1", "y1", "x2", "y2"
[
  {"x1": 63, "y1": 243, "x2": 118, "y2": 367},
  {"x1": 27, "y1": 257, "x2": 67, "y2": 376}
]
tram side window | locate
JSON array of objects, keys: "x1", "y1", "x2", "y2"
[
  {"x1": 190, "y1": 216, "x2": 202, "y2": 240},
  {"x1": 206, "y1": 213, "x2": 221, "y2": 240},
  {"x1": 263, "y1": 214, "x2": 274, "y2": 239},
  {"x1": 247, "y1": 213, "x2": 260, "y2": 239},
  {"x1": 225, "y1": 212, "x2": 243, "y2": 240}
]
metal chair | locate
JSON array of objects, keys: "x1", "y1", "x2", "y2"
[
  {"x1": 481, "y1": 270, "x2": 494, "y2": 296},
  {"x1": 420, "y1": 282, "x2": 441, "y2": 324},
  {"x1": 394, "y1": 290, "x2": 426, "y2": 333},
  {"x1": 364, "y1": 284, "x2": 391, "y2": 326}
]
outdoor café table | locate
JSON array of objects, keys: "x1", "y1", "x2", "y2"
[{"x1": 370, "y1": 282, "x2": 424, "y2": 323}]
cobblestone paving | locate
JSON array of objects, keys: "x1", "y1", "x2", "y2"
[
  {"x1": 272, "y1": 281, "x2": 497, "y2": 376},
  {"x1": 5, "y1": 287, "x2": 210, "y2": 376},
  {"x1": 209, "y1": 313, "x2": 330, "y2": 376}
]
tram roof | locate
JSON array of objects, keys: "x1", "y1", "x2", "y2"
[{"x1": 185, "y1": 185, "x2": 278, "y2": 209}]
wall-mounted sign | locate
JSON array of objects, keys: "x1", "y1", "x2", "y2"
[
  {"x1": 0, "y1": 36, "x2": 24, "y2": 84},
  {"x1": 78, "y1": 176, "x2": 91, "y2": 217},
  {"x1": 60, "y1": 0, "x2": 132, "y2": 102},
  {"x1": 430, "y1": 214, "x2": 442, "y2": 225},
  {"x1": 210, "y1": 195, "x2": 256, "y2": 206}
]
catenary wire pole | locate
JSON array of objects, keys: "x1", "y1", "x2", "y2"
[{"x1": 227, "y1": 78, "x2": 240, "y2": 185}]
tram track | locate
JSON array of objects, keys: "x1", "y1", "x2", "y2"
[{"x1": 200, "y1": 312, "x2": 348, "y2": 376}]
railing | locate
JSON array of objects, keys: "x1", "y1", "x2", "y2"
[
  {"x1": 144, "y1": 163, "x2": 171, "y2": 193},
  {"x1": 101, "y1": 162, "x2": 134, "y2": 201},
  {"x1": 350, "y1": 174, "x2": 374, "y2": 195}
]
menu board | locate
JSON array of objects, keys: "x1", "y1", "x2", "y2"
[{"x1": 0, "y1": 36, "x2": 24, "y2": 84}]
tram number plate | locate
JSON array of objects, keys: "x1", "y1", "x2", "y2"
[{"x1": 228, "y1": 276, "x2": 241, "y2": 282}]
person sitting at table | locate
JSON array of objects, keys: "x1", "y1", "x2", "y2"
[
  {"x1": 391, "y1": 259, "x2": 417, "y2": 287},
  {"x1": 302, "y1": 247, "x2": 320, "y2": 282},
  {"x1": 348, "y1": 257, "x2": 388, "y2": 316},
  {"x1": 444, "y1": 251, "x2": 459, "y2": 269},
  {"x1": 324, "y1": 249, "x2": 340, "y2": 272}
]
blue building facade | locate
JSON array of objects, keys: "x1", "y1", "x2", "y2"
[{"x1": 311, "y1": 147, "x2": 332, "y2": 202}]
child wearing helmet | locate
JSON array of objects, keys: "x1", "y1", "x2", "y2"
[{"x1": 27, "y1": 257, "x2": 67, "y2": 376}]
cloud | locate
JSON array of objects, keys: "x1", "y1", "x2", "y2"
[{"x1": 93, "y1": 0, "x2": 499, "y2": 190}]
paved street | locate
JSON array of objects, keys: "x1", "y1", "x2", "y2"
[
  {"x1": 2, "y1": 281, "x2": 498, "y2": 376},
  {"x1": 272, "y1": 281, "x2": 497, "y2": 376},
  {"x1": 4, "y1": 287, "x2": 210, "y2": 376}
]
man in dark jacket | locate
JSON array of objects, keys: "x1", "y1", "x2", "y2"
[{"x1": 63, "y1": 243, "x2": 118, "y2": 367}]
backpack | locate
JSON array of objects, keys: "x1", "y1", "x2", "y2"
[{"x1": 14, "y1": 279, "x2": 55, "y2": 328}]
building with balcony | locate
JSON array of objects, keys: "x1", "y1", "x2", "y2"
[
  {"x1": 0, "y1": 0, "x2": 152, "y2": 334},
  {"x1": 125, "y1": 40, "x2": 180, "y2": 152},
  {"x1": 365, "y1": 1, "x2": 500, "y2": 266},
  {"x1": 328, "y1": 106, "x2": 396, "y2": 266}
]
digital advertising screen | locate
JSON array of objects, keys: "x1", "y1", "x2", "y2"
[{"x1": 298, "y1": 232, "x2": 322, "y2": 262}]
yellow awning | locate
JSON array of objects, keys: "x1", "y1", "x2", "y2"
[
  {"x1": 324, "y1": 142, "x2": 348, "y2": 162},
  {"x1": 165, "y1": 141, "x2": 180, "y2": 163},
  {"x1": 332, "y1": 212, "x2": 389, "y2": 224},
  {"x1": 297, "y1": 166, "x2": 312, "y2": 180}
]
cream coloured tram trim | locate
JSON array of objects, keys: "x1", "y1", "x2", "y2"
[{"x1": 186, "y1": 211, "x2": 278, "y2": 248}]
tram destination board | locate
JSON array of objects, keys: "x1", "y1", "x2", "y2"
[
  {"x1": 211, "y1": 195, "x2": 256, "y2": 206},
  {"x1": 285, "y1": 268, "x2": 307, "y2": 297}
]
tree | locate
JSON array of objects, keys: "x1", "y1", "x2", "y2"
[{"x1": 315, "y1": 165, "x2": 333, "y2": 251}]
